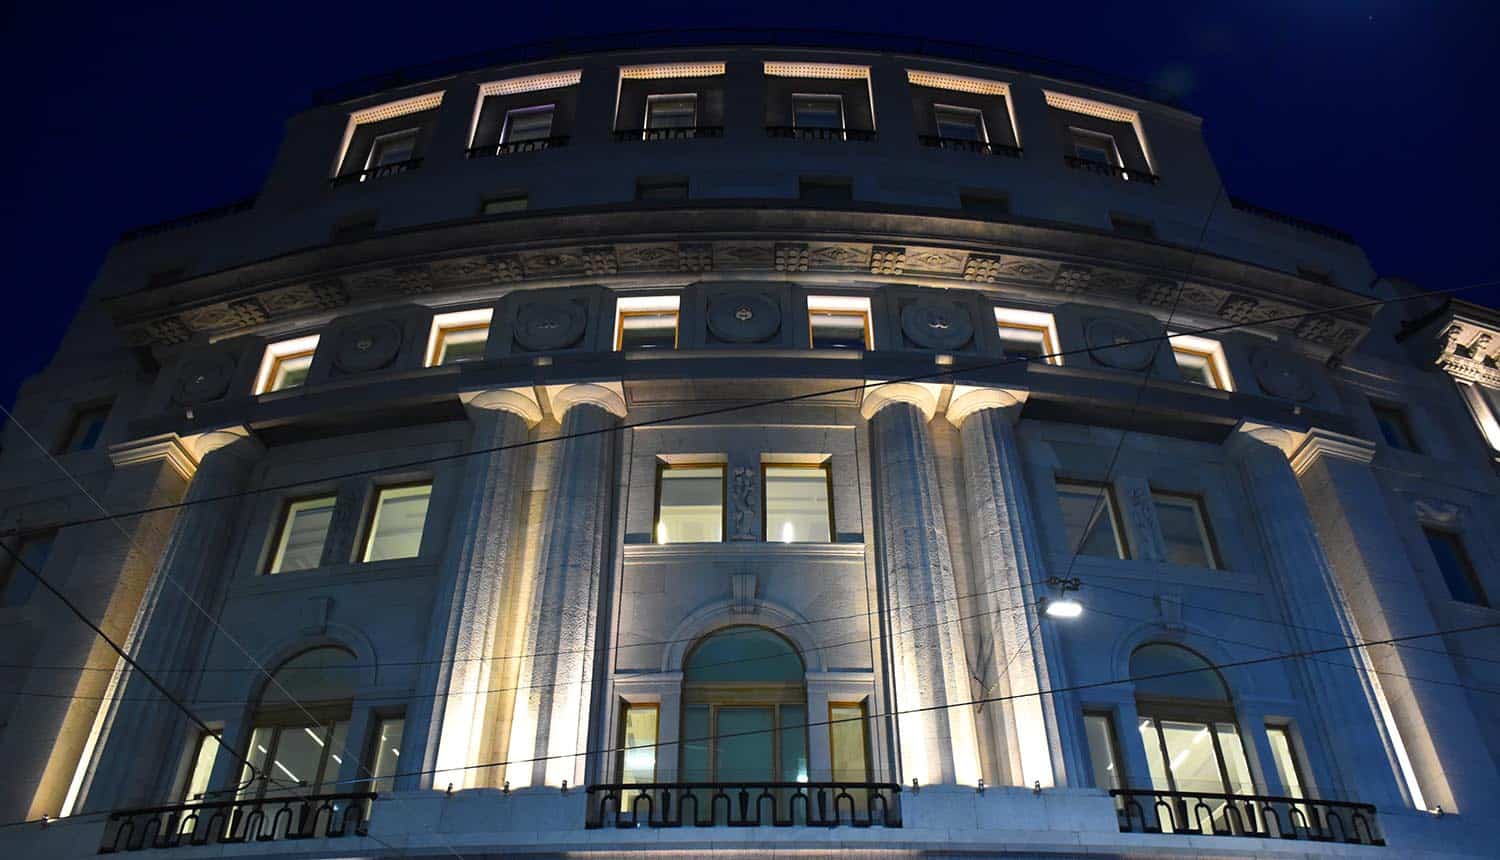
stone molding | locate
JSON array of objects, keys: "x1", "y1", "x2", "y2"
[
  {"x1": 1288, "y1": 428, "x2": 1377, "y2": 476},
  {"x1": 945, "y1": 385, "x2": 1028, "y2": 427},
  {"x1": 1435, "y1": 310, "x2": 1500, "y2": 387},
  {"x1": 860, "y1": 380, "x2": 942, "y2": 421},
  {"x1": 460, "y1": 387, "x2": 543, "y2": 426},
  {"x1": 184, "y1": 425, "x2": 259, "y2": 462},
  {"x1": 545, "y1": 381, "x2": 627, "y2": 420},
  {"x1": 106, "y1": 434, "x2": 199, "y2": 483},
  {"x1": 1225, "y1": 419, "x2": 1300, "y2": 459}
]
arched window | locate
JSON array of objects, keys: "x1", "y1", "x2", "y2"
[
  {"x1": 1130, "y1": 644, "x2": 1253, "y2": 802},
  {"x1": 237, "y1": 647, "x2": 359, "y2": 799},
  {"x1": 680, "y1": 627, "x2": 807, "y2": 784}
]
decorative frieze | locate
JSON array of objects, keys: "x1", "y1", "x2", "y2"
[
  {"x1": 1053, "y1": 264, "x2": 1093, "y2": 294},
  {"x1": 1434, "y1": 312, "x2": 1500, "y2": 386},
  {"x1": 962, "y1": 254, "x2": 1003, "y2": 282},
  {"x1": 870, "y1": 245, "x2": 906, "y2": 275},
  {"x1": 581, "y1": 246, "x2": 619, "y2": 275},
  {"x1": 774, "y1": 242, "x2": 810, "y2": 272}
]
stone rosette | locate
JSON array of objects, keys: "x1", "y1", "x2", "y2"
[
  {"x1": 707, "y1": 290, "x2": 781, "y2": 343},
  {"x1": 900, "y1": 298, "x2": 973, "y2": 350}
]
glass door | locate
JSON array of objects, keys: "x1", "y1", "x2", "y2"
[{"x1": 1139, "y1": 716, "x2": 1253, "y2": 832}]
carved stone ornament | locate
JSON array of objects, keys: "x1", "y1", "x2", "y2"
[
  {"x1": 513, "y1": 299, "x2": 586, "y2": 352},
  {"x1": 333, "y1": 319, "x2": 402, "y2": 373},
  {"x1": 1085, "y1": 317, "x2": 1157, "y2": 370},
  {"x1": 707, "y1": 291, "x2": 781, "y2": 343},
  {"x1": 730, "y1": 466, "x2": 758, "y2": 540},
  {"x1": 900, "y1": 298, "x2": 974, "y2": 350},
  {"x1": 1251, "y1": 346, "x2": 1314, "y2": 402},
  {"x1": 173, "y1": 353, "x2": 237, "y2": 405}
]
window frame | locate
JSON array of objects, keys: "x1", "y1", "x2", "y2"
[
  {"x1": 616, "y1": 700, "x2": 661, "y2": 785},
  {"x1": 359, "y1": 481, "x2": 434, "y2": 563},
  {"x1": 645, "y1": 92, "x2": 699, "y2": 131},
  {"x1": 255, "y1": 335, "x2": 321, "y2": 395},
  {"x1": 179, "y1": 730, "x2": 222, "y2": 802},
  {"x1": 827, "y1": 700, "x2": 871, "y2": 782},
  {"x1": 1422, "y1": 526, "x2": 1490, "y2": 606},
  {"x1": 426, "y1": 307, "x2": 494, "y2": 367},
  {"x1": 994, "y1": 307, "x2": 1061, "y2": 366},
  {"x1": 1264, "y1": 722, "x2": 1310, "y2": 799},
  {"x1": 58, "y1": 402, "x2": 111, "y2": 453},
  {"x1": 613, "y1": 295, "x2": 682, "y2": 351},
  {"x1": 653, "y1": 462, "x2": 727, "y2": 545},
  {"x1": 760, "y1": 461, "x2": 835, "y2": 544},
  {"x1": 1082, "y1": 709, "x2": 1126, "y2": 790},
  {"x1": 1054, "y1": 478, "x2": 1130, "y2": 559},
  {"x1": 361, "y1": 710, "x2": 407, "y2": 794},
  {"x1": 807, "y1": 295, "x2": 874, "y2": 350},
  {"x1": 792, "y1": 93, "x2": 846, "y2": 131},
  {"x1": 265, "y1": 494, "x2": 338, "y2": 574},
  {"x1": 933, "y1": 103, "x2": 988, "y2": 142},
  {"x1": 1371, "y1": 401, "x2": 1420, "y2": 452},
  {"x1": 363, "y1": 127, "x2": 419, "y2": 172},
  {"x1": 499, "y1": 104, "x2": 556, "y2": 144},
  {"x1": 1067, "y1": 126, "x2": 1122, "y2": 166},
  {"x1": 1150, "y1": 490, "x2": 1222, "y2": 570}
]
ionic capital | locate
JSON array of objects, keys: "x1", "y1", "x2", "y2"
[
  {"x1": 546, "y1": 382, "x2": 627, "y2": 421},
  {"x1": 860, "y1": 381, "x2": 942, "y2": 422},
  {"x1": 461, "y1": 387, "x2": 544, "y2": 427},
  {"x1": 944, "y1": 385, "x2": 1028, "y2": 428}
]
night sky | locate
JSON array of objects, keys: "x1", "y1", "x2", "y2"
[{"x1": 3, "y1": 1, "x2": 1497, "y2": 408}]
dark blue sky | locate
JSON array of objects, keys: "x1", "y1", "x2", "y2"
[{"x1": 2, "y1": 1, "x2": 1497, "y2": 407}]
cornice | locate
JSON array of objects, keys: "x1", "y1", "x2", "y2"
[
  {"x1": 1288, "y1": 428, "x2": 1377, "y2": 477},
  {"x1": 107, "y1": 434, "x2": 198, "y2": 483}
]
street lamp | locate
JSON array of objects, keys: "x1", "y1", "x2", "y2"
[{"x1": 1043, "y1": 576, "x2": 1083, "y2": 619}]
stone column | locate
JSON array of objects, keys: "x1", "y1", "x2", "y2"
[
  {"x1": 1225, "y1": 423, "x2": 1407, "y2": 807},
  {"x1": 947, "y1": 386, "x2": 1080, "y2": 788},
  {"x1": 79, "y1": 428, "x2": 263, "y2": 811},
  {"x1": 863, "y1": 384, "x2": 981, "y2": 786},
  {"x1": 505, "y1": 384, "x2": 625, "y2": 789},
  {"x1": 0, "y1": 435, "x2": 196, "y2": 820},
  {"x1": 411, "y1": 390, "x2": 540, "y2": 791},
  {"x1": 1288, "y1": 428, "x2": 1500, "y2": 813}
]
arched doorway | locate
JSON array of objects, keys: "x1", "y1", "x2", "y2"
[
  {"x1": 236, "y1": 646, "x2": 359, "y2": 799},
  {"x1": 680, "y1": 626, "x2": 808, "y2": 785}
]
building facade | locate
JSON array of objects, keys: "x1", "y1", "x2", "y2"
[{"x1": 1, "y1": 34, "x2": 1498, "y2": 859}]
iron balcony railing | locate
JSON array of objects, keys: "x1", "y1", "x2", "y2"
[
  {"x1": 585, "y1": 781, "x2": 902, "y2": 828},
  {"x1": 1229, "y1": 195, "x2": 1357, "y2": 244},
  {"x1": 99, "y1": 792, "x2": 377, "y2": 853},
  {"x1": 328, "y1": 158, "x2": 423, "y2": 188},
  {"x1": 766, "y1": 126, "x2": 878, "y2": 143},
  {"x1": 1111, "y1": 788, "x2": 1383, "y2": 846},
  {"x1": 917, "y1": 135, "x2": 1023, "y2": 157},
  {"x1": 612, "y1": 126, "x2": 725, "y2": 142},
  {"x1": 1063, "y1": 155, "x2": 1159, "y2": 184},
  {"x1": 465, "y1": 136, "x2": 571, "y2": 158}
]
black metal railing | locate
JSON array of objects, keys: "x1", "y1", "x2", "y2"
[
  {"x1": 98, "y1": 792, "x2": 377, "y2": 853},
  {"x1": 1063, "y1": 155, "x2": 1159, "y2": 184},
  {"x1": 328, "y1": 158, "x2": 423, "y2": 188},
  {"x1": 1111, "y1": 788, "x2": 1383, "y2": 846},
  {"x1": 917, "y1": 135, "x2": 1023, "y2": 157},
  {"x1": 1229, "y1": 196, "x2": 1356, "y2": 244},
  {"x1": 612, "y1": 126, "x2": 725, "y2": 142},
  {"x1": 119, "y1": 196, "x2": 257, "y2": 243},
  {"x1": 766, "y1": 126, "x2": 877, "y2": 143},
  {"x1": 585, "y1": 781, "x2": 902, "y2": 828},
  {"x1": 465, "y1": 136, "x2": 571, "y2": 158}
]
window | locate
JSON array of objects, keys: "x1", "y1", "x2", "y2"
[
  {"x1": 763, "y1": 463, "x2": 832, "y2": 543},
  {"x1": 1152, "y1": 492, "x2": 1219, "y2": 569},
  {"x1": 501, "y1": 105, "x2": 555, "y2": 143},
  {"x1": 2, "y1": 533, "x2": 54, "y2": 606},
  {"x1": 995, "y1": 308, "x2": 1059, "y2": 364},
  {"x1": 1423, "y1": 528, "x2": 1489, "y2": 606},
  {"x1": 1055, "y1": 480, "x2": 1128, "y2": 559},
  {"x1": 268, "y1": 495, "x2": 336, "y2": 573},
  {"x1": 1068, "y1": 127, "x2": 1120, "y2": 166},
  {"x1": 181, "y1": 731, "x2": 220, "y2": 801},
  {"x1": 793, "y1": 94, "x2": 844, "y2": 129},
  {"x1": 1111, "y1": 214, "x2": 1156, "y2": 240},
  {"x1": 798, "y1": 177, "x2": 853, "y2": 203},
  {"x1": 237, "y1": 648, "x2": 357, "y2": 801},
  {"x1": 255, "y1": 335, "x2": 320, "y2": 395},
  {"x1": 614, "y1": 296, "x2": 680, "y2": 351},
  {"x1": 618, "y1": 702, "x2": 659, "y2": 806},
  {"x1": 808, "y1": 295, "x2": 872, "y2": 350},
  {"x1": 1371, "y1": 402, "x2": 1419, "y2": 452},
  {"x1": 655, "y1": 464, "x2": 723, "y2": 544},
  {"x1": 59, "y1": 403, "x2": 110, "y2": 453},
  {"x1": 1083, "y1": 711, "x2": 1123, "y2": 790},
  {"x1": 646, "y1": 94, "x2": 697, "y2": 130},
  {"x1": 1169, "y1": 334, "x2": 1232, "y2": 390},
  {"x1": 934, "y1": 104, "x2": 986, "y2": 141},
  {"x1": 1265, "y1": 725, "x2": 1307, "y2": 799},
  {"x1": 829, "y1": 701, "x2": 869, "y2": 782},
  {"x1": 636, "y1": 178, "x2": 690, "y2": 201},
  {"x1": 1458, "y1": 382, "x2": 1500, "y2": 454},
  {"x1": 427, "y1": 309, "x2": 493, "y2": 366},
  {"x1": 365, "y1": 129, "x2": 418, "y2": 171},
  {"x1": 366, "y1": 715, "x2": 405, "y2": 793},
  {"x1": 480, "y1": 193, "x2": 528, "y2": 215},
  {"x1": 362, "y1": 484, "x2": 432, "y2": 562}
]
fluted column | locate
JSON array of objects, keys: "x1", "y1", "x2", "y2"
[
  {"x1": 1225, "y1": 423, "x2": 1406, "y2": 807},
  {"x1": 947, "y1": 387, "x2": 1078, "y2": 788},
  {"x1": 411, "y1": 390, "x2": 540, "y2": 790},
  {"x1": 79, "y1": 428, "x2": 263, "y2": 811},
  {"x1": 864, "y1": 384, "x2": 981, "y2": 786},
  {"x1": 1289, "y1": 428, "x2": 1500, "y2": 813},
  {"x1": 505, "y1": 384, "x2": 625, "y2": 789}
]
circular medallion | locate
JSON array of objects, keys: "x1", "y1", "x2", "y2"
[
  {"x1": 900, "y1": 299, "x2": 973, "y2": 350},
  {"x1": 513, "y1": 299, "x2": 586, "y2": 352},
  {"x1": 1085, "y1": 317, "x2": 1156, "y2": 370},
  {"x1": 1251, "y1": 346, "x2": 1314, "y2": 402},
  {"x1": 333, "y1": 319, "x2": 401, "y2": 373},
  {"x1": 707, "y1": 291, "x2": 781, "y2": 343},
  {"x1": 174, "y1": 354, "x2": 235, "y2": 405}
]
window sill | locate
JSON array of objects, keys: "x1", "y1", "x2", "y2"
[
  {"x1": 1056, "y1": 553, "x2": 1260, "y2": 593},
  {"x1": 623, "y1": 541, "x2": 864, "y2": 563},
  {"x1": 238, "y1": 557, "x2": 439, "y2": 595}
]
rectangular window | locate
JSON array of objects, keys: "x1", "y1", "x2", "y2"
[
  {"x1": 362, "y1": 484, "x2": 432, "y2": 562},
  {"x1": 182, "y1": 731, "x2": 220, "y2": 801},
  {"x1": 1152, "y1": 492, "x2": 1220, "y2": 569},
  {"x1": 1055, "y1": 480, "x2": 1128, "y2": 559},
  {"x1": 646, "y1": 93, "x2": 697, "y2": 129},
  {"x1": 255, "y1": 335, "x2": 320, "y2": 395},
  {"x1": 1423, "y1": 528, "x2": 1489, "y2": 606},
  {"x1": 237, "y1": 719, "x2": 348, "y2": 799},
  {"x1": 614, "y1": 296, "x2": 680, "y2": 350},
  {"x1": 367, "y1": 715, "x2": 405, "y2": 793},
  {"x1": 1083, "y1": 711, "x2": 1123, "y2": 790},
  {"x1": 655, "y1": 464, "x2": 724, "y2": 544},
  {"x1": 60, "y1": 403, "x2": 110, "y2": 453},
  {"x1": 1265, "y1": 725, "x2": 1306, "y2": 799},
  {"x1": 480, "y1": 193, "x2": 528, "y2": 215},
  {"x1": 268, "y1": 495, "x2": 337, "y2": 573},
  {"x1": 764, "y1": 463, "x2": 833, "y2": 543},
  {"x1": 501, "y1": 105, "x2": 555, "y2": 143},
  {"x1": 1169, "y1": 334, "x2": 1231, "y2": 390},
  {"x1": 828, "y1": 702, "x2": 870, "y2": 781},
  {"x1": 365, "y1": 129, "x2": 418, "y2": 170},
  {"x1": 793, "y1": 94, "x2": 844, "y2": 129},
  {"x1": 995, "y1": 308, "x2": 1060, "y2": 365},
  {"x1": 2, "y1": 532, "x2": 54, "y2": 606},
  {"x1": 1372, "y1": 402, "x2": 1419, "y2": 452},
  {"x1": 427, "y1": 308, "x2": 493, "y2": 366},
  {"x1": 619, "y1": 702, "x2": 659, "y2": 788},
  {"x1": 808, "y1": 295, "x2": 872, "y2": 350},
  {"x1": 934, "y1": 104, "x2": 986, "y2": 141},
  {"x1": 1069, "y1": 127, "x2": 1120, "y2": 166}
]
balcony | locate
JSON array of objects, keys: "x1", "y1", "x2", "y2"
[
  {"x1": 1111, "y1": 788, "x2": 1383, "y2": 846},
  {"x1": 612, "y1": 126, "x2": 725, "y2": 142},
  {"x1": 918, "y1": 135, "x2": 1022, "y2": 158},
  {"x1": 766, "y1": 126, "x2": 877, "y2": 143},
  {"x1": 99, "y1": 792, "x2": 377, "y2": 853},
  {"x1": 465, "y1": 136, "x2": 570, "y2": 158},
  {"x1": 585, "y1": 781, "x2": 902, "y2": 828},
  {"x1": 1063, "y1": 155, "x2": 1158, "y2": 185},
  {"x1": 327, "y1": 158, "x2": 422, "y2": 188}
]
